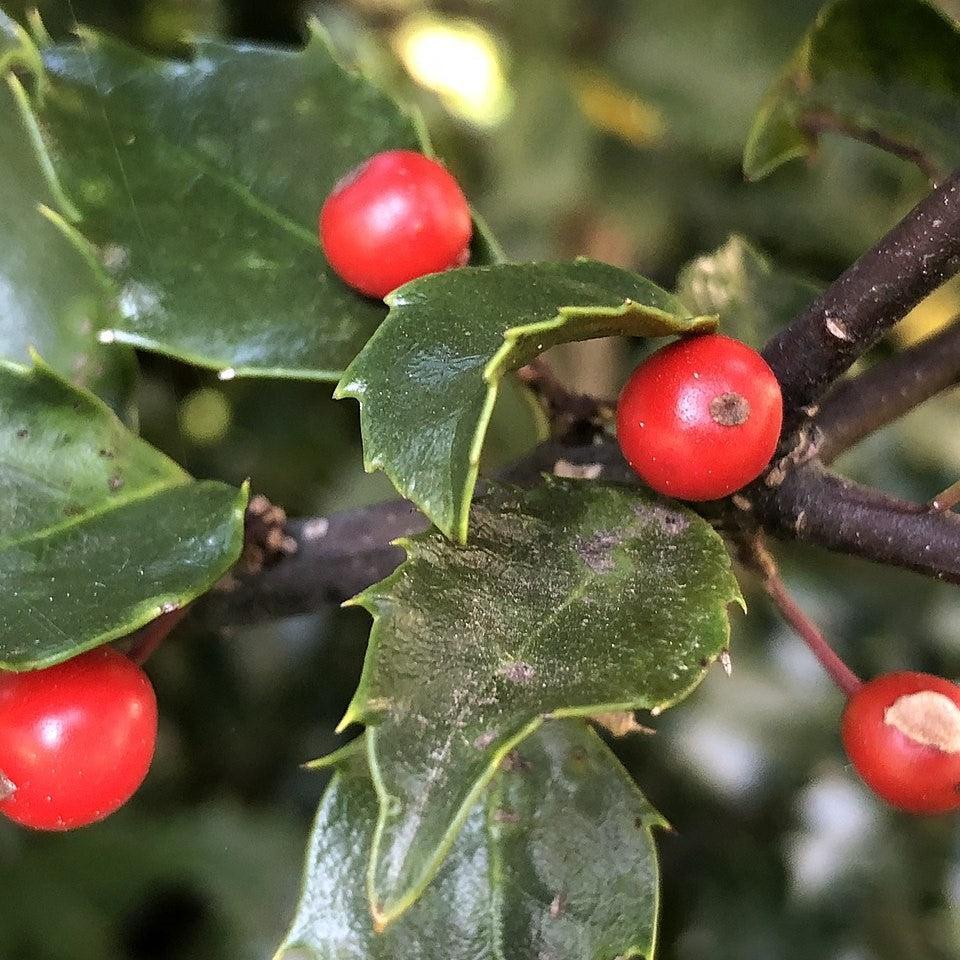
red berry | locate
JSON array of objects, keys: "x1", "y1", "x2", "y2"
[
  {"x1": 616, "y1": 333, "x2": 783, "y2": 501},
  {"x1": 320, "y1": 149, "x2": 473, "y2": 299},
  {"x1": 0, "y1": 647, "x2": 158, "y2": 830},
  {"x1": 842, "y1": 672, "x2": 960, "y2": 814}
]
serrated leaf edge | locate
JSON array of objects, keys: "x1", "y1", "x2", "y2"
[
  {"x1": 337, "y1": 490, "x2": 742, "y2": 926},
  {"x1": 0, "y1": 354, "x2": 249, "y2": 669},
  {"x1": 336, "y1": 264, "x2": 717, "y2": 543}
]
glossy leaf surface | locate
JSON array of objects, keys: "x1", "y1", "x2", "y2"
[
  {"x1": 277, "y1": 721, "x2": 663, "y2": 959},
  {"x1": 0, "y1": 73, "x2": 135, "y2": 409},
  {"x1": 343, "y1": 480, "x2": 740, "y2": 924},
  {"x1": 337, "y1": 260, "x2": 715, "y2": 541},
  {"x1": 0, "y1": 357, "x2": 245, "y2": 669},
  {"x1": 22, "y1": 26, "x2": 426, "y2": 378}
]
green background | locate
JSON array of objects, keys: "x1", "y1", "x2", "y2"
[{"x1": 2, "y1": 1, "x2": 959, "y2": 958}]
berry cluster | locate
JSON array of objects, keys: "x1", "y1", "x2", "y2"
[{"x1": 616, "y1": 335, "x2": 960, "y2": 815}]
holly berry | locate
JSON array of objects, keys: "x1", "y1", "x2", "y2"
[
  {"x1": 616, "y1": 333, "x2": 783, "y2": 501},
  {"x1": 0, "y1": 647, "x2": 158, "y2": 830},
  {"x1": 320, "y1": 149, "x2": 473, "y2": 299},
  {"x1": 841, "y1": 671, "x2": 960, "y2": 814}
]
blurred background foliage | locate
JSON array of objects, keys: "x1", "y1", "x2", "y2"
[{"x1": 3, "y1": 1, "x2": 960, "y2": 958}]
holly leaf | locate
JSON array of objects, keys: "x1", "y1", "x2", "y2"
[
  {"x1": 336, "y1": 261, "x2": 716, "y2": 541},
  {"x1": 677, "y1": 235, "x2": 819, "y2": 344},
  {"x1": 16, "y1": 24, "x2": 432, "y2": 379},
  {"x1": 0, "y1": 73, "x2": 136, "y2": 412},
  {"x1": 744, "y1": 0, "x2": 960, "y2": 181},
  {"x1": 276, "y1": 720, "x2": 663, "y2": 959},
  {"x1": 0, "y1": 355, "x2": 246, "y2": 670},
  {"x1": 0, "y1": 9, "x2": 39, "y2": 73},
  {"x1": 341, "y1": 479, "x2": 741, "y2": 926}
]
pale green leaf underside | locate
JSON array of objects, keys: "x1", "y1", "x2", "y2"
[
  {"x1": 336, "y1": 260, "x2": 716, "y2": 542},
  {"x1": 276, "y1": 721, "x2": 663, "y2": 960},
  {"x1": 676, "y1": 235, "x2": 820, "y2": 344},
  {"x1": 0, "y1": 73, "x2": 136, "y2": 411},
  {"x1": 15, "y1": 25, "x2": 427, "y2": 379},
  {"x1": 744, "y1": 0, "x2": 960, "y2": 181},
  {"x1": 0, "y1": 357, "x2": 245, "y2": 669},
  {"x1": 343, "y1": 480, "x2": 741, "y2": 925}
]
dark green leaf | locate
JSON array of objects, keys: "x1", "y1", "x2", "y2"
[
  {"x1": 744, "y1": 0, "x2": 960, "y2": 181},
  {"x1": 22, "y1": 25, "x2": 427, "y2": 379},
  {"x1": 277, "y1": 720, "x2": 663, "y2": 958},
  {"x1": 0, "y1": 73, "x2": 136, "y2": 411},
  {"x1": 0, "y1": 356, "x2": 245, "y2": 669},
  {"x1": 336, "y1": 260, "x2": 716, "y2": 541},
  {"x1": 341, "y1": 479, "x2": 740, "y2": 925},
  {"x1": 0, "y1": 9, "x2": 41, "y2": 74},
  {"x1": 676, "y1": 235, "x2": 819, "y2": 343}
]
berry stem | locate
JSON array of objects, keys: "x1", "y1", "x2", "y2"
[
  {"x1": 126, "y1": 605, "x2": 189, "y2": 666},
  {"x1": 747, "y1": 537, "x2": 863, "y2": 698},
  {"x1": 930, "y1": 478, "x2": 960, "y2": 513}
]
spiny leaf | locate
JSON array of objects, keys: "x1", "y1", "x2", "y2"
[
  {"x1": 13, "y1": 23, "x2": 447, "y2": 379},
  {"x1": 276, "y1": 721, "x2": 663, "y2": 959},
  {"x1": 342, "y1": 479, "x2": 741, "y2": 925},
  {"x1": 0, "y1": 355, "x2": 245, "y2": 669},
  {"x1": 744, "y1": 0, "x2": 960, "y2": 181},
  {"x1": 336, "y1": 260, "x2": 716, "y2": 541},
  {"x1": 677, "y1": 235, "x2": 819, "y2": 344}
]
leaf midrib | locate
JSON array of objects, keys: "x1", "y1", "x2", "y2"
[{"x1": 0, "y1": 475, "x2": 188, "y2": 550}]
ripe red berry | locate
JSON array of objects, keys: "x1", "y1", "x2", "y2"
[
  {"x1": 616, "y1": 333, "x2": 783, "y2": 501},
  {"x1": 0, "y1": 647, "x2": 158, "y2": 830},
  {"x1": 320, "y1": 149, "x2": 473, "y2": 299},
  {"x1": 841, "y1": 672, "x2": 960, "y2": 814}
]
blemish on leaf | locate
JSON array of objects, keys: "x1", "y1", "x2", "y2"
[
  {"x1": 635, "y1": 501, "x2": 688, "y2": 535},
  {"x1": 492, "y1": 808, "x2": 520, "y2": 824},
  {"x1": 64, "y1": 503, "x2": 85, "y2": 517},
  {"x1": 549, "y1": 893, "x2": 567, "y2": 918},
  {"x1": 98, "y1": 448, "x2": 115, "y2": 459},
  {"x1": 108, "y1": 474, "x2": 124, "y2": 492},
  {"x1": 501, "y1": 750, "x2": 531, "y2": 773},
  {"x1": 498, "y1": 660, "x2": 537, "y2": 684},
  {"x1": 578, "y1": 531, "x2": 620, "y2": 572},
  {"x1": 15, "y1": 428, "x2": 27, "y2": 439},
  {"x1": 473, "y1": 730, "x2": 497, "y2": 749}
]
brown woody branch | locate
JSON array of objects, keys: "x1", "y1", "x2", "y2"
[
  {"x1": 813, "y1": 318, "x2": 960, "y2": 464},
  {"x1": 762, "y1": 168, "x2": 960, "y2": 434},
  {"x1": 202, "y1": 172, "x2": 960, "y2": 629}
]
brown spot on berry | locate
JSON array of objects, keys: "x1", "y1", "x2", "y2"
[
  {"x1": 709, "y1": 391, "x2": 750, "y2": 427},
  {"x1": 885, "y1": 690, "x2": 960, "y2": 753}
]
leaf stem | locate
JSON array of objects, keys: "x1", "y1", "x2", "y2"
[{"x1": 747, "y1": 537, "x2": 862, "y2": 698}]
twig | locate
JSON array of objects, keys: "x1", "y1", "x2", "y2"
[
  {"x1": 799, "y1": 110, "x2": 942, "y2": 185},
  {"x1": 762, "y1": 168, "x2": 960, "y2": 434},
  {"x1": 746, "y1": 537, "x2": 861, "y2": 697},
  {"x1": 752, "y1": 463, "x2": 960, "y2": 584},
  {"x1": 198, "y1": 438, "x2": 637, "y2": 627},
  {"x1": 814, "y1": 319, "x2": 960, "y2": 464},
  {"x1": 517, "y1": 357, "x2": 615, "y2": 436}
]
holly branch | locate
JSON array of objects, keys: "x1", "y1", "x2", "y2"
[{"x1": 201, "y1": 170, "x2": 960, "y2": 627}]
